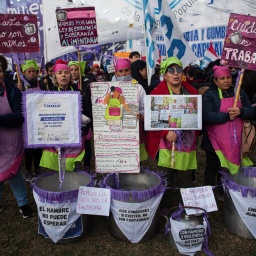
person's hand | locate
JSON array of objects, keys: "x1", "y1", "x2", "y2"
[
  {"x1": 136, "y1": 113, "x2": 142, "y2": 120},
  {"x1": 228, "y1": 107, "x2": 241, "y2": 120},
  {"x1": 166, "y1": 131, "x2": 177, "y2": 143},
  {"x1": 43, "y1": 78, "x2": 48, "y2": 85},
  {"x1": 16, "y1": 83, "x2": 24, "y2": 91}
]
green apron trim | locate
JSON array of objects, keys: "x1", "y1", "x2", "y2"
[
  {"x1": 140, "y1": 142, "x2": 148, "y2": 162},
  {"x1": 215, "y1": 150, "x2": 252, "y2": 174},
  {"x1": 158, "y1": 149, "x2": 197, "y2": 170},
  {"x1": 40, "y1": 150, "x2": 85, "y2": 171}
]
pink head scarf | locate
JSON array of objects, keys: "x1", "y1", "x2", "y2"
[
  {"x1": 213, "y1": 65, "x2": 231, "y2": 78},
  {"x1": 114, "y1": 58, "x2": 130, "y2": 71},
  {"x1": 53, "y1": 64, "x2": 70, "y2": 73},
  {"x1": 114, "y1": 87, "x2": 122, "y2": 94}
]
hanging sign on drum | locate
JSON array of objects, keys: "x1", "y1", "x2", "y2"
[
  {"x1": 180, "y1": 186, "x2": 218, "y2": 215},
  {"x1": 76, "y1": 187, "x2": 111, "y2": 216}
]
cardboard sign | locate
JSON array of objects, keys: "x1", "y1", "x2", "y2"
[
  {"x1": 56, "y1": 7, "x2": 98, "y2": 46},
  {"x1": 23, "y1": 91, "x2": 81, "y2": 148},
  {"x1": 91, "y1": 81, "x2": 140, "y2": 173},
  {"x1": 221, "y1": 13, "x2": 256, "y2": 70},
  {"x1": 76, "y1": 187, "x2": 110, "y2": 216},
  {"x1": 144, "y1": 95, "x2": 202, "y2": 130},
  {"x1": 180, "y1": 186, "x2": 218, "y2": 214},
  {"x1": 0, "y1": 14, "x2": 39, "y2": 53}
]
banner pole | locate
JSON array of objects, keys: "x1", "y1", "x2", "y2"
[
  {"x1": 77, "y1": 47, "x2": 82, "y2": 90},
  {"x1": 233, "y1": 69, "x2": 244, "y2": 107}
]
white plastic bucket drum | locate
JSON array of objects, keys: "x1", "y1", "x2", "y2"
[
  {"x1": 33, "y1": 171, "x2": 94, "y2": 243},
  {"x1": 101, "y1": 169, "x2": 166, "y2": 243}
]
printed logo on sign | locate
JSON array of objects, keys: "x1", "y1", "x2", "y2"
[{"x1": 44, "y1": 102, "x2": 61, "y2": 108}]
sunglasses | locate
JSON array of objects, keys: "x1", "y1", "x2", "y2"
[{"x1": 167, "y1": 67, "x2": 183, "y2": 74}]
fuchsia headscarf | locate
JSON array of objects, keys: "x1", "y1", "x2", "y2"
[
  {"x1": 114, "y1": 58, "x2": 130, "y2": 71},
  {"x1": 213, "y1": 65, "x2": 231, "y2": 78},
  {"x1": 53, "y1": 64, "x2": 70, "y2": 73}
]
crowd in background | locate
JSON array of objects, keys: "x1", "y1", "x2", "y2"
[{"x1": 1, "y1": 51, "x2": 256, "y2": 219}]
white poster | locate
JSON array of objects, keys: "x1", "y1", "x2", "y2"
[
  {"x1": 144, "y1": 95, "x2": 202, "y2": 130},
  {"x1": 76, "y1": 187, "x2": 111, "y2": 216},
  {"x1": 181, "y1": 186, "x2": 218, "y2": 215},
  {"x1": 23, "y1": 91, "x2": 81, "y2": 148},
  {"x1": 91, "y1": 81, "x2": 140, "y2": 173}
]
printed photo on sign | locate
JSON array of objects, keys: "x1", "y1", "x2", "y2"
[
  {"x1": 23, "y1": 91, "x2": 81, "y2": 148},
  {"x1": 91, "y1": 82, "x2": 140, "y2": 173},
  {"x1": 144, "y1": 95, "x2": 202, "y2": 130}
]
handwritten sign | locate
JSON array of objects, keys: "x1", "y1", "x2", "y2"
[
  {"x1": 0, "y1": 14, "x2": 39, "y2": 53},
  {"x1": 180, "y1": 186, "x2": 218, "y2": 214},
  {"x1": 91, "y1": 82, "x2": 140, "y2": 173},
  {"x1": 56, "y1": 7, "x2": 98, "y2": 46},
  {"x1": 144, "y1": 95, "x2": 202, "y2": 130},
  {"x1": 23, "y1": 91, "x2": 81, "y2": 148},
  {"x1": 221, "y1": 13, "x2": 256, "y2": 70},
  {"x1": 76, "y1": 187, "x2": 110, "y2": 216}
]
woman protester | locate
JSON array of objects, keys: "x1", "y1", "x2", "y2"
[
  {"x1": 0, "y1": 55, "x2": 33, "y2": 218},
  {"x1": 112, "y1": 58, "x2": 148, "y2": 162},
  {"x1": 130, "y1": 59, "x2": 155, "y2": 95},
  {"x1": 17, "y1": 60, "x2": 43, "y2": 181},
  {"x1": 201, "y1": 65, "x2": 256, "y2": 199},
  {"x1": 145, "y1": 57, "x2": 199, "y2": 215},
  {"x1": 40, "y1": 63, "x2": 92, "y2": 171},
  {"x1": 68, "y1": 60, "x2": 93, "y2": 171}
]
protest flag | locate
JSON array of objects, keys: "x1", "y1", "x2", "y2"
[
  {"x1": 142, "y1": 0, "x2": 196, "y2": 84},
  {"x1": 200, "y1": 41, "x2": 218, "y2": 69}
]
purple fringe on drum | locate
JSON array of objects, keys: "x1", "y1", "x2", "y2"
[
  {"x1": 221, "y1": 167, "x2": 256, "y2": 198},
  {"x1": 33, "y1": 171, "x2": 94, "y2": 204},
  {"x1": 243, "y1": 166, "x2": 256, "y2": 178},
  {"x1": 101, "y1": 169, "x2": 166, "y2": 202}
]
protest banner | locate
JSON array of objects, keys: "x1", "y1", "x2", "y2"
[
  {"x1": 221, "y1": 13, "x2": 256, "y2": 70},
  {"x1": 0, "y1": 13, "x2": 39, "y2": 53},
  {"x1": 144, "y1": 95, "x2": 202, "y2": 131},
  {"x1": 56, "y1": 7, "x2": 98, "y2": 47},
  {"x1": 91, "y1": 81, "x2": 140, "y2": 173}
]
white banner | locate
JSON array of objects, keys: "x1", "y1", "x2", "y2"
[
  {"x1": 33, "y1": 190, "x2": 81, "y2": 243},
  {"x1": 229, "y1": 189, "x2": 256, "y2": 238},
  {"x1": 170, "y1": 218, "x2": 207, "y2": 256},
  {"x1": 111, "y1": 194, "x2": 163, "y2": 243}
]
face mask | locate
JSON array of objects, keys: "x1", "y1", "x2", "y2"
[{"x1": 117, "y1": 75, "x2": 132, "y2": 81}]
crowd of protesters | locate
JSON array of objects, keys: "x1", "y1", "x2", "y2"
[{"x1": 1, "y1": 51, "x2": 256, "y2": 219}]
